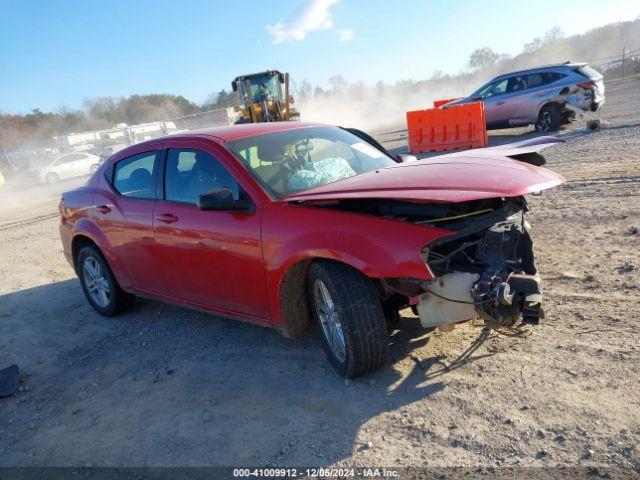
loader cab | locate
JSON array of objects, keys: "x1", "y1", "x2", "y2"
[
  {"x1": 231, "y1": 70, "x2": 298, "y2": 123},
  {"x1": 232, "y1": 72, "x2": 284, "y2": 104}
]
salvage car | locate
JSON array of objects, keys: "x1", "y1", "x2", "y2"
[
  {"x1": 59, "y1": 122, "x2": 564, "y2": 378},
  {"x1": 445, "y1": 62, "x2": 604, "y2": 132}
]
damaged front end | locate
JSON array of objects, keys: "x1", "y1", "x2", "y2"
[
  {"x1": 379, "y1": 196, "x2": 543, "y2": 330},
  {"x1": 422, "y1": 197, "x2": 542, "y2": 329}
]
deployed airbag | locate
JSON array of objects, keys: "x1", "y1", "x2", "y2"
[{"x1": 288, "y1": 158, "x2": 356, "y2": 191}]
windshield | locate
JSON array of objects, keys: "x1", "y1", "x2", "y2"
[
  {"x1": 240, "y1": 74, "x2": 281, "y2": 103},
  {"x1": 226, "y1": 127, "x2": 397, "y2": 198}
]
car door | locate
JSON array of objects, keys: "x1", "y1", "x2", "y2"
[
  {"x1": 515, "y1": 72, "x2": 564, "y2": 122},
  {"x1": 54, "y1": 155, "x2": 77, "y2": 180},
  {"x1": 93, "y1": 149, "x2": 166, "y2": 293},
  {"x1": 479, "y1": 78, "x2": 510, "y2": 127},
  {"x1": 69, "y1": 154, "x2": 90, "y2": 178},
  {"x1": 152, "y1": 141, "x2": 268, "y2": 319}
]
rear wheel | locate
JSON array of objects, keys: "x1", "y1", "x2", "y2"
[
  {"x1": 45, "y1": 172, "x2": 59, "y2": 184},
  {"x1": 77, "y1": 245, "x2": 135, "y2": 316},
  {"x1": 535, "y1": 105, "x2": 562, "y2": 132},
  {"x1": 308, "y1": 260, "x2": 388, "y2": 378}
]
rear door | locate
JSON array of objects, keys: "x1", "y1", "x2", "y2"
[
  {"x1": 514, "y1": 72, "x2": 567, "y2": 122},
  {"x1": 152, "y1": 141, "x2": 268, "y2": 319},
  {"x1": 93, "y1": 149, "x2": 165, "y2": 292},
  {"x1": 54, "y1": 155, "x2": 79, "y2": 180}
]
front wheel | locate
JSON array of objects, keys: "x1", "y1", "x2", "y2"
[
  {"x1": 308, "y1": 260, "x2": 389, "y2": 378},
  {"x1": 77, "y1": 245, "x2": 135, "y2": 316}
]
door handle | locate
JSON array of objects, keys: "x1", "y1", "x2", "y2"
[
  {"x1": 496, "y1": 101, "x2": 505, "y2": 105},
  {"x1": 156, "y1": 213, "x2": 179, "y2": 224},
  {"x1": 96, "y1": 205, "x2": 111, "y2": 214}
]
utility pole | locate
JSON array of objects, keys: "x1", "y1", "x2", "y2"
[{"x1": 622, "y1": 47, "x2": 627, "y2": 79}]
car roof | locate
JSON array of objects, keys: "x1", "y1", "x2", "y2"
[
  {"x1": 138, "y1": 121, "x2": 330, "y2": 146},
  {"x1": 493, "y1": 62, "x2": 586, "y2": 80}
]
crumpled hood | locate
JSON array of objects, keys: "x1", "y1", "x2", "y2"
[{"x1": 283, "y1": 155, "x2": 565, "y2": 203}]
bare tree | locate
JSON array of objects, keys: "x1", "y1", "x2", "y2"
[
  {"x1": 467, "y1": 47, "x2": 500, "y2": 72},
  {"x1": 328, "y1": 75, "x2": 348, "y2": 93}
]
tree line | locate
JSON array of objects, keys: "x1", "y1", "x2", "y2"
[{"x1": 0, "y1": 90, "x2": 238, "y2": 150}]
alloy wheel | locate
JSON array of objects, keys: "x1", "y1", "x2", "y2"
[
  {"x1": 82, "y1": 256, "x2": 111, "y2": 308},
  {"x1": 537, "y1": 111, "x2": 552, "y2": 132},
  {"x1": 314, "y1": 279, "x2": 347, "y2": 362}
]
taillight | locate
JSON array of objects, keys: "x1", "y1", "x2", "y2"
[{"x1": 577, "y1": 80, "x2": 595, "y2": 89}]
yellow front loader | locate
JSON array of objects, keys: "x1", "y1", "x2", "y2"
[{"x1": 231, "y1": 70, "x2": 300, "y2": 123}]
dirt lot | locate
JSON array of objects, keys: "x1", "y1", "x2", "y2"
[{"x1": 1, "y1": 78, "x2": 639, "y2": 473}]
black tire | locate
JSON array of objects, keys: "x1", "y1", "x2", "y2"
[
  {"x1": 45, "y1": 172, "x2": 59, "y2": 184},
  {"x1": 77, "y1": 245, "x2": 135, "y2": 317},
  {"x1": 308, "y1": 260, "x2": 389, "y2": 378},
  {"x1": 535, "y1": 105, "x2": 562, "y2": 132}
]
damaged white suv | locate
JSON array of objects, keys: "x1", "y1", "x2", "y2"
[{"x1": 447, "y1": 62, "x2": 605, "y2": 132}]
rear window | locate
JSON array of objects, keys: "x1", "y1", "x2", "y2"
[{"x1": 576, "y1": 65, "x2": 601, "y2": 80}]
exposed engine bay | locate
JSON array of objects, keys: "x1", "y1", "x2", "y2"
[{"x1": 309, "y1": 196, "x2": 543, "y2": 330}]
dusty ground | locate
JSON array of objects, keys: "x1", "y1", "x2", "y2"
[{"x1": 0, "y1": 78, "x2": 639, "y2": 474}]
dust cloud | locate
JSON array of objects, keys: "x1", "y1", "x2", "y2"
[{"x1": 297, "y1": 19, "x2": 640, "y2": 131}]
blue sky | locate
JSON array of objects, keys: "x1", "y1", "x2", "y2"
[{"x1": 0, "y1": 0, "x2": 638, "y2": 114}]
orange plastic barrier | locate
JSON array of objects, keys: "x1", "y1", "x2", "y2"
[
  {"x1": 433, "y1": 97, "x2": 463, "y2": 108},
  {"x1": 407, "y1": 101, "x2": 487, "y2": 153}
]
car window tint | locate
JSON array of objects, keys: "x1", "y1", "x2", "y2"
[
  {"x1": 165, "y1": 148, "x2": 239, "y2": 205},
  {"x1": 113, "y1": 151, "x2": 158, "y2": 199},
  {"x1": 507, "y1": 76, "x2": 527, "y2": 93},
  {"x1": 478, "y1": 79, "x2": 507, "y2": 98},
  {"x1": 543, "y1": 72, "x2": 566, "y2": 84},
  {"x1": 493, "y1": 79, "x2": 508, "y2": 95},
  {"x1": 524, "y1": 73, "x2": 545, "y2": 88}
]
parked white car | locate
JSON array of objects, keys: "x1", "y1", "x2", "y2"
[{"x1": 37, "y1": 153, "x2": 101, "y2": 184}]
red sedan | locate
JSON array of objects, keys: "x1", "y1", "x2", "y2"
[{"x1": 59, "y1": 122, "x2": 564, "y2": 378}]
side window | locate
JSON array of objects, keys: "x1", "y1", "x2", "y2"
[
  {"x1": 477, "y1": 79, "x2": 508, "y2": 99},
  {"x1": 543, "y1": 72, "x2": 566, "y2": 84},
  {"x1": 507, "y1": 75, "x2": 527, "y2": 93},
  {"x1": 56, "y1": 155, "x2": 75, "y2": 165},
  {"x1": 164, "y1": 148, "x2": 240, "y2": 205},
  {"x1": 524, "y1": 73, "x2": 545, "y2": 88},
  {"x1": 113, "y1": 151, "x2": 158, "y2": 199},
  {"x1": 492, "y1": 79, "x2": 508, "y2": 95}
]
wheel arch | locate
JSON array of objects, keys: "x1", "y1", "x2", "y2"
[
  {"x1": 70, "y1": 219, "x2": 131, "y2": 288},
  {"x1": 71, "y1": 234, "x2": 99, "y2": 273},
  {"x1": 274, "y1": 254, "x2": 388, "y2": 339},
  {"x1": 536, "y1": 100, "x2": 565, "y2": 119}
]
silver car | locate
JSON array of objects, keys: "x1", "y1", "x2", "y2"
[
  {"x1": 36, "y1": 152, "x2": 101, "y2": 184},
  {"x1": 447, "y1": 63, "x2": 605, "y2": 132}
]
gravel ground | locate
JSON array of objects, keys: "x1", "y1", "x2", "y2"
[{"x1": 0, "y1": 78, "x2": 638, "y2": 474}]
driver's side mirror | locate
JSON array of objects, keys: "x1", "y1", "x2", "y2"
[
  {"x1": 198, "y1": 188, "x2": 254, "y2": 212},
  {"x1": 396, "y1": 154, "x2": 418, "y2": 163}
]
